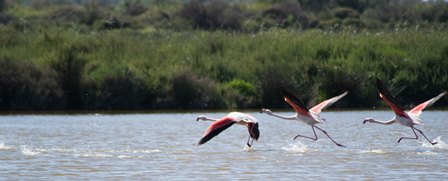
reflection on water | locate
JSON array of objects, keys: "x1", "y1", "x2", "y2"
[{"x1": 0, "y1": 111, "x2": 447, "y2": 180}]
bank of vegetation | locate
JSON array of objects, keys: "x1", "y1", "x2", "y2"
[{"x1": 0, "y1": 0, "x2": 447, "y2": 110}]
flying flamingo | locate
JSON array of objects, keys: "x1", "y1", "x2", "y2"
[
  {"x1": 196, "y1": 112, "x2": 260, "y2": 147},
  {"x1": 363, "y1": 79, "x2": 445, "y2": 145},
  {"x1": 261, "y1": 88, "x2": 348, "y2": 147}
]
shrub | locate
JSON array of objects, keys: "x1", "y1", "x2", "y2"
[
  {"x1": 97, "y1": 70, "x2": 152, "y2": 109},
  {"x1": 320, "y1": 66, "x2": 376, "y2": 108},
  {"x1": 336, "y1": 0, "x2": 369, "y2": 12},
  {"x1": 51, "y1": 45, "x2": 87, "y2": 109},
  {"x1": 438, "y1": 8, "x2": 448, "y2": 23},
  {"x1": 0, "y1": 58, "x2": 63, "y2": 110},
  {"x1": 124, "y1": 1, "x2": 148, "y2": 16},
  {"x1": 179, "y1": 0, "x2": 246, "y2": 30},
  {"x1": 169, "y1": 70, "x2": 225, "y2": 109},
  {"x1": 262, "y1": 0, "x2": 310, "y2": 28},
  {"x1": 0, "y1": 13, "x2": 12, "y2": 25},
  {"x1": 223, "y1": 79, "x2": 259, "y2": 108},
  {"x1": 179, "y1": 0, "x2": 207, "y2": 29},
  {"x1": 332, "y1": 7, "x2": 360, "y2": 19},
  {"x1": 46, "y1": 5, "x2": 87, "y2": 24},
  {"x1": 257, "y1": 64, "x2": 297, "y2": 108}
]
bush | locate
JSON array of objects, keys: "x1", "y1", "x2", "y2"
[
  {"x1": 332, "y1": 7, "x2": 360, "y2": 19},
  {"x1": 97, "y1": 70, "x2": 152, "y2": 109},
  {"x1": 51, "y1": 45, "x2": 87, "y2": 109},
  {"x1": 0, "y1": 58, "x2": 63, "y2": 110},
  {"x1": 262, "y1": 0, "x2": 310, "y2": 28},
  {"x1": 223, "y1": 79, "x2": 259, "y2": 108},
  {"x1": 124, "y1": 1, "x2": 147, "y2": 16},
  {"x1": 257, "y1": 64, "x2": 297, "y2": 108},
  {"x1": 0, "y1": 13, "x2": 12, "y2": 25},
  {"x1": 179, "y1": 0, "x2": 246, "y2": 30},
  {"x1": 46, "y1": 5, "x2": 87, "y2": 24},
  {"x1": 169, "y1": 70, "x2": 225, "y2": 109},
  {"x1": 179, "y1": 0, "x2": 207, "y2": 29},
  {"x1": 45, "y1": 4, "x2": 106, "y2": 26}
]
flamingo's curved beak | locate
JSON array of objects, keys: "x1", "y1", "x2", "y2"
[{"x1": 363, "y1": 118, "x2": 371, "y2": 124}]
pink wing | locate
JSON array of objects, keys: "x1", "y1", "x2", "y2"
[
  {"x1": 281, "y1": 88, "x2": 311, "y2": 116},
  {"x1": 409, "y1": 92, "x2": 446, "y2": 116},
  {"x1": 197, "y1": 117, "x2": 235, "y2": 145},
  {"x1": 310, "y1": 91, "x2": 348, "y2": 115},
  {"x1": 376, "y1": 79, "x2": 409, "y2": 118}
]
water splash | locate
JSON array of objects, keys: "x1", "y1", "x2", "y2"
[
  {"x1": 20, "y1": 145, "x2": 41, "y2": 156},
  {"x1": 421, "y1": 136, "x2": 447, "y2": 149},
  {"x1": 0, "y1": 142, "x2": 14, "y2": 151},
  {"x1": 282, "y1": 142, "x2": 308, "y2": 153},
  {"x1": 243, "y1": 146, "x2": 254, "y2": 152},
  {"x1": 359, "y1": 149, "x2": 387, "y2": 154}
]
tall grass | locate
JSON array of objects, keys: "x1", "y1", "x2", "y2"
[{"x1": 0, "y1": 26, "x2": 447, "y2": 110}]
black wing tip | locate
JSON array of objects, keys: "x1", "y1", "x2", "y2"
[
  {"x1": 280, "y1": 87, "x2": 309, "y2": 111},
  {"x1": 197, "y1": 139, "x2": 206, "y2": 146},
  {"x1": 196, "y1": 121, "x2": 236, "y2": 146},
  {"x1": 375, "y1": 78, "x2": 403, "y2": 109},
  {"x1": 375, "y1": 78, "x2": 388, "y2": 94},
  {"x1": 248, "y1": 122, "x2": 260, "y2": 140},
  {"x1": 280, "y1": 87, "x2": 296, "y2": 101}
]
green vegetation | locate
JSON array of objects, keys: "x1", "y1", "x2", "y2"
[{"x1": 0, "y1": 0, "x2": 447, "y2": 110}]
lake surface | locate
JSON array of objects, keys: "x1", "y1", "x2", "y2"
[{"x1": 1, "y1": 111, "x2": 447, "y2": 180}]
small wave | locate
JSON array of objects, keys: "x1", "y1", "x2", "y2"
[
  {"x1": 421, "y1": 136, "x2": 447, "y2": 149},
  {"x1": 74, "y1": 153, "x2": 114, "y2": 157},
  {"x1": 0, "y1": 142, "x2": 14, "y2": 151},
  {"x1": 117, "y1": 155, "x2": 132, "y2": 159},
  {"x1": 282, "y1": 142, "x2": 308, "y2": 153},
  {"x1": 416, "y1": 150, "x2": 438, "y2": 155},
  {"x1": 359, "y1": 149, "x2": 387, "y2": 154},
  {"x1": 138, "y1": 149, "x2": 161, "y2": 153},
  {"x1": 20, "y1": 145, "x2": 41, "y2": 156}
]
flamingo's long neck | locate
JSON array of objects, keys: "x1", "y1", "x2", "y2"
[
  {"x1": 367, "y1": 118, "x2": 395, "y2": 125},
  {"x1": 268, "y1": 112, "x2": 297, "y2": 120},
  {"x1": 199, "y1": 117, "x2": 217, "y2": 122}
]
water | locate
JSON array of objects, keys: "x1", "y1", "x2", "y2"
[{"x1": 1, "y1": 111, "x2": 447, "y2": 180}]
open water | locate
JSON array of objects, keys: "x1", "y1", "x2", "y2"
[{"x1": 0, "y1": 111, "x2": 447, "y2": 180}]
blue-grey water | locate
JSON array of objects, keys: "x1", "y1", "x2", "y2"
[{"x1": 1, "y1": 111, "x2": 447, "y2": 180}]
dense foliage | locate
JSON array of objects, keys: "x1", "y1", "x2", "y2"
[{"x1": 0, "y1": 0, "x2": 447, "y2": 110}]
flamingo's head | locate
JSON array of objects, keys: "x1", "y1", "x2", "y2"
[
  {"x1": 260, "y1": 108, "x2": 272, "y2": 115},
  {"x1": 196, "y1": 116, "x2": 207, "y2": 122},
  {"x1": 363, "y1": 118, "x2": 374, "y2": 124},
  {"x1": 247, "y1": 122, "x2": 260, "y2": 140}
]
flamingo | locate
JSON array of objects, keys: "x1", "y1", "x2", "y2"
[
  {"x1": 196, "y1": 112, "x2": 260, "y2": 147},
  {"x1": 363, "y1": 79, "x2": 445, "y2": 145},
  {"x1": 261, "y1": 88, "x2": 348, "y2": 147}
]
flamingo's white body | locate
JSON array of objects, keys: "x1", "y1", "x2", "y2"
[
  {"x1": 363, "y1": 79, "x2": 445, "y2": 145},
  {"x1": 262, "y1": 88, "x2": 348, "y2": 147},
  {"x1": 196, "y1": 112, "x2": 260, "y2": 147}
]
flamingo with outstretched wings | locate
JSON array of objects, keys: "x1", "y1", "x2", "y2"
[
  {"x1": 262, "y1": 88, "x2": 348, "y2": 147},
  {"x1": 363, "y1": 79, "x2": 444, "y2": 145},
  {"x1": 196, "y1": 112, "x2": 260, "y2": 147}
]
